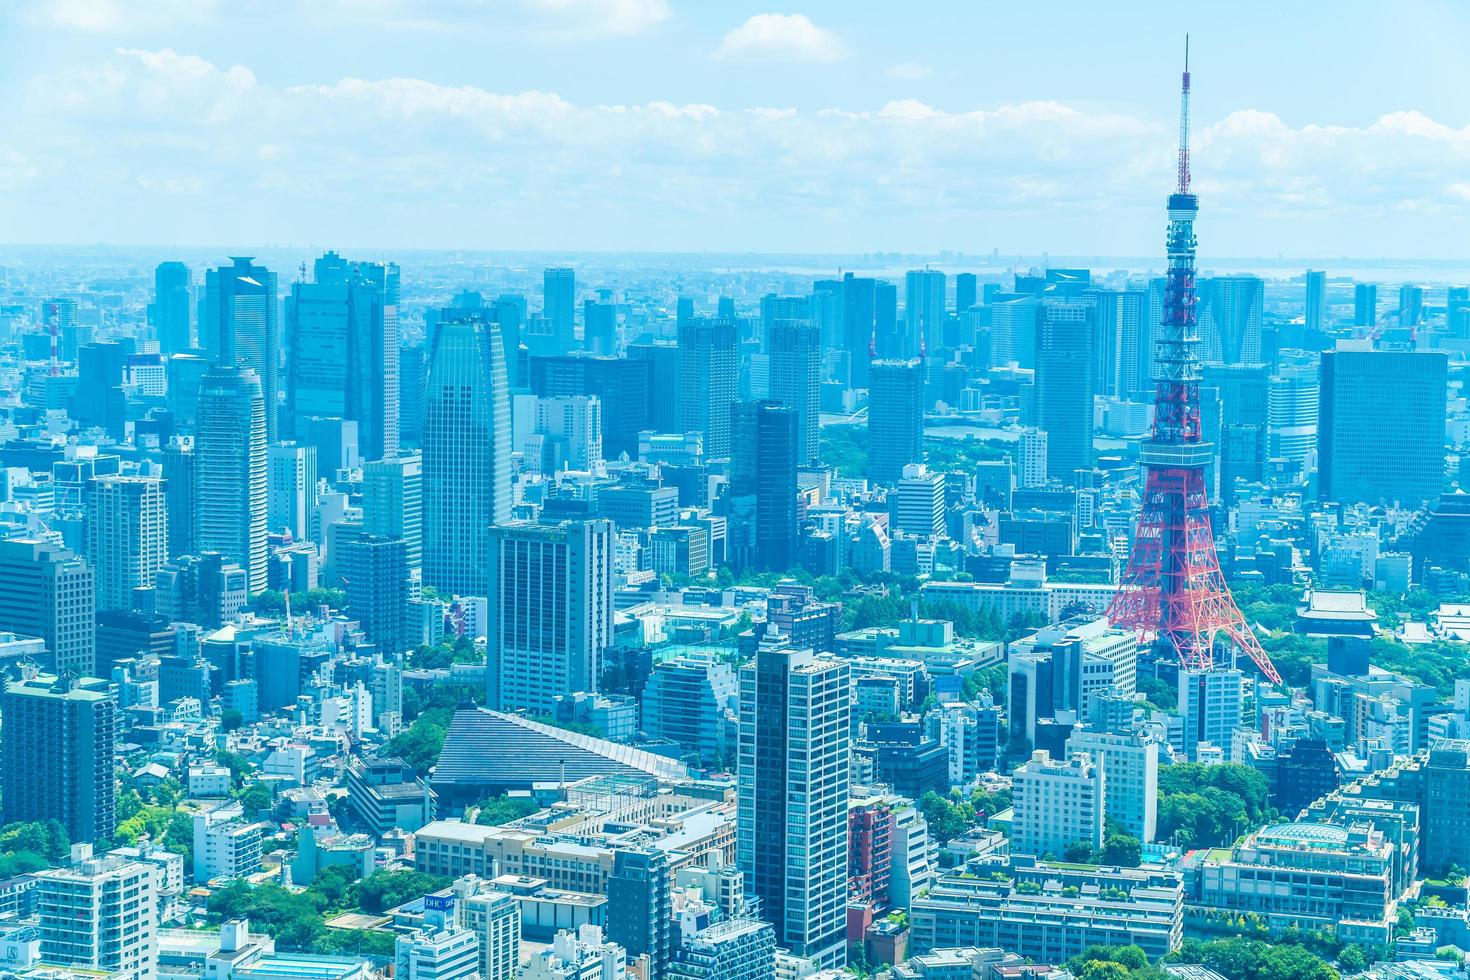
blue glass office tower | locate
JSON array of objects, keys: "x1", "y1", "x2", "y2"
[
  {"x1": 205, "y1": 257, "x2": 280, "y2": 440},
  {"x1": 422, "y1": 316, "x2": 511, "y2": 597},
  {"x1": 153, "y1": 261, "x2": 192, "y2": 354},
  {"x1": 286, "y1": 251, "x2": 400, "y2": 462}
]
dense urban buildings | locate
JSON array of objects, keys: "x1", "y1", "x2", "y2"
[{"x1": 0, "y1": 26, "x2": 1465, "y2": 980}]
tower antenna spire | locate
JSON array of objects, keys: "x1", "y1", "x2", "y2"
[{"x1": 1178, "y1": 34, "x2": 1191, "y2": 194}]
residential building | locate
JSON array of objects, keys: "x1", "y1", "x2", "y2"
[
  {"x1": 2, "y1": 672, "x2": 117, "y2": 844},
  {"x1": 677, "y1": 318, "x2": 738, "y2": 459},
  {"x1": 738, "y1": 644, "x2": 850, "y2": 968},
  {"x1": 768, "y1": 320, "x2": 821, "y2": 465},
  {"x1": 266, "y1": 442, "x2": 318, "y2": 541},
  {"x1": 727, "y1": 400, "x2": 798, "y2": 573},
  {"x1": 0, "y1": 539, "x2": 96, "y2": 675},
  {"x1": 868, "y1": 359, "x2": 925, "y2": 486},
  {"x1": 35, "y1": 850, "x2": 157, "y2": 980}
]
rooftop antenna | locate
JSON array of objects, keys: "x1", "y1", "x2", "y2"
[{"x1": 1178, "y1": 34, "x2": 1191, "y2": 195}]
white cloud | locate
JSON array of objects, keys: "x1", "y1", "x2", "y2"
[
  {"x1": 12, "y1": 47, "x2": 1470, "y2": 254},
  {"x1": 37, "y1": 0, "x2": 218, "y2": 31},
  {"x1": 527, "y1": 0, "x2": 671, "y2": 36},
  {"x1": 885, "y1": 62, "x2": 932, "y2": 82},
  {"x1": 714, "y1": 13, "x2": 849, "y2": 63}
]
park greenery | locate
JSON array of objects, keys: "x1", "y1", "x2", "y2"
[
  {"x1": 1231, "y1": 580, "x2": 1470, "y2": 695},
  {"x1": 1156, "y1": 763, "x2": 1274, "y2": 849},
  {"x1": 251, "y1": 588, "x2": 349, "y2": 617},
  {"x1": 207, "y1": 868, "x2": 449, "y2": 953},
  {"x1": 472, "y1": 794, "x2": 541, "y2": 827}
]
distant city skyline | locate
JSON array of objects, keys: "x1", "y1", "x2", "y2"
[{"x1": 4, "y1": 1, "x2": 1470, "y2": 256}]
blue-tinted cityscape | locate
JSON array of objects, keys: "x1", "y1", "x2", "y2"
[{"x1": 0, "y1": 5, "x2": 1468, "y2": 980}]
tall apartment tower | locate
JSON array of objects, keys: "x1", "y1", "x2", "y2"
[
  {"x1": 1304, "y1": 269, "x2": 1326, "y2": 333},
  {"x1": 767, "y1": 320, "x2": 821, "y2": 465},
  {"x1": 460, "y1": 888, "x2": 521, "y2": 980},
  {"x1": 677, "y1": 317, "x2": 738, "y2": 458},
  {"x1": 161, "y1": 440, "x2": 196, "y2": 559},
  {"x1": 195, "y1": 365, "x2": 268, "y2": 594},
  {"x1": 1066, "y1": 727, "x2": 1159, "y2": 843},
  {"x1": 1319, "y1": 348, "x2": 1448, "y2": 507},
  {"x1": 0, "y1": 539, "x2": 96, "y2": 675},
  {"x1": 904, "y1": 269, "x2": 946, "y2": 355},
  {"x1": 867, "y1": 359, "x2": 925, "y2": 486},
  {"x1": 1035, "y1": 301, "x2": 1096, "y2": 484},
  {"x1": 3, "y1": 673, "x2": 118, "y2": 843},
  {"x1": 286, "y1": 253, "x2": 400, "y2": 462},
  {"x1": 363, "y1": 453, "x2": 423, "y2": 572},
  {"x1": 85, "y1": 476, "x2": 167, "y2": 613},
  {"x1": 153, "y1": 261, "x2": 192, "y2": 354},
  {"x1": 344, "y1": 535, "x2": 410, "y2": 655},
  {"x1": 544, "y1": 267, "x2": 576, "y2": 351},
  {"x1": 206, "y1": 257, "x2": 279, "y2": 440},
  {"x1": 266, "y1": 442, "x2": 318, "y2": 541},
  {"x1": 422, "y1": 317, "x2": 511, "y2": 597},
  {"x1": 35, "y1": 852, "x2": 157, "y2": 980},
  {"x1": 1018, "y1": 428, "x2": 1048, "y2": 489},
  {"x1": 1354, "y1": 283, "x2": 1378, "y2": 326},
  {"x1": 737, "y1": 645, "x2": 850, "y2": 968},
  {"x1": 486, "y1": 520, "x2": 613, "y2": 713},
  {"x1": 606, "y1": 848, "x2": 672, "y2": 979},
  {"x1": 1178, "y1": 668, "x2": 1243, "y2": 762},
  {"x1": 728, "y1": 401, "x2": 799, "y2": 574}
]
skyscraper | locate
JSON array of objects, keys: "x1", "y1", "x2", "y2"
[
  {"x1": 195, "y1": 365, "x2": 268, "y2": 594},
  {"x1": 344, "y1": 534, "x2": 410, "y2": 655},
  {"x1": 867, "y1": 359, "x2": 925, "y2": 486},
  {"x1": 767, "y1": 319, "x2": 821, "y2": 465},
  {"x1": 1399, "y1": 284, "x2": 1424, "y2": 327},
  {"x1": 153, "y1": 261, "x2": 192, "y2": 354},
  {"x1": 486, "y1": 520, "x2": 613, "y2": 713},
  {"x1": 904, "y1": 269, "x2": 946, "y2": 355},
  {"x1": 544, "y1": 267, "x2": 576, "y2": 351},
  {"x1": 0, "y1": 539, "x2": 96, "y2": 675},
  {"x1": 1197, "y1": 276, "x2": 1263, "y2": 365},
  {"x1": 286, "y1": 253, "x2": 400, "y2": 462},
  {"x1": 955, "y1": 272, "x2": 978, "y2": 315},
  {"x1": 839, "y1": 273, "x2": 877, "y2": 387},
  {"x1": 85, "y1": 476, "x2": 167, "y2": 613},
  {"x1": 162, "y1": 440, "x2": 195, "y2": 559},
  {"x1": 677, "y1": 317, "x2": 738, "y2": 458},
  {"x1": 728, "y1": 401, "x2": 798, "y2": 574},
  {"x1": 267, "y1": 442, "x2": 318, "y2": 541},
  {"x1": 422, "y1": 317, "x2": 512, "y2": 597},
  {"x1": 206, "y1": 258, "x2": 280, "y2": 440},
  {"x1": 1035, "y1": 301, "x2": 1096, "y2": 483},
  {"x1": 583, "y1": 299, "x2": 616, "y2": 356},
  {"x1": 363, "y1": 453, "x2": 423, "y2": 572},
  {"x1": 3, "y1": 672, "x2": 118, "y2": 843},
  {"x1": 1304, "y1": 269, "x2": 1326, "y2": 334},
  {"x1": 1354, "y1": 283, "x2": 1379, "y2": 326},
  {"x1": 1266, "y1": 363, "x2": 1319, "y2": 464},
  {"x1": 738, "y1": 645, "x2": 850, "y2": 968},
  {"x1": 1319, "y1": 347, "x2": 1448, "y2": 506}
]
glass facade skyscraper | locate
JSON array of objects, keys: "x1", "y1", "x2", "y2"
[
  {"x1": 422, "y1": 316, "x2": 511, "y2": 597},
  {"x1": 194, "y1": 364, "x2": 268, "y2": 594}
]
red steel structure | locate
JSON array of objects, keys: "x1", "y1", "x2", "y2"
[{"x1": 1106, "y1": 41, "x2": 1282, "y2": 685}]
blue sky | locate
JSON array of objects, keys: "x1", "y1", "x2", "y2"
[{"x1": 4, "y1": 0, "x2": 1470, "y2": 256}]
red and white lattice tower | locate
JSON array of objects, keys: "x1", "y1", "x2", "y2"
[{"x1": 1105, "y1": 40, "x2": 1282, "y2": 685}]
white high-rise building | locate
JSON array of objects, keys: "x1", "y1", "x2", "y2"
[
  {"x1": 195, "y1": 365, "x2": 268, "y2": 593},
  {"x1": 894, "y1": 464, "x2": 945, "y2": 539},
  {"x1": 395, "y1": 925, "x2": 478, "y2": 980},
  {"x1": 525, "y1": 395, "x2": 603, "y2": 475},
  {"x1": 192, "y1": 801, "x2": 263, "y2": 883},
  {"x1": 85, "y1": 476, "x2": 167, "y2": 613},
  {"x1": 1179, "y1": 667, "x2": 1244, "y2": 762},
  {"x1": 1019, "y1": 428, "x2": 1048, "y2": 488},
  {"x1": 486, "y1": 520, "x2": 613, "y2": 713},
  {"x1": 266, "y1": 442, "x2": 318, "y2": 540},
  {"x1": 737, "y1": 643, "x2": 850, "y2": 969},
  {"x1": 1011, "y1": 750, "x2": 1105, "y2": 859},
  {"x1": 35, "y1": 849, "x2": 158, "y2": 980},
  {"x1": 1066, "y1": 727, "x2": 1159, "y2": 843},
  {"x1": 459, "y1": 885, "x2": 520, "y2": 980}
]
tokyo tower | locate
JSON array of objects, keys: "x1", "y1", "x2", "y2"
[{"x1": 1106, "y1": 40, "x2": 1282, "y2": 685}]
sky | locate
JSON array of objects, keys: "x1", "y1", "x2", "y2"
[{"x1": 4, "y1": 0, "x2": 1470, "y2": 258}]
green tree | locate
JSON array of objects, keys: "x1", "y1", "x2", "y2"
[
  {"x1": 355, "y1": 870, "x2": 452, "y2": 914},
  {"x1": 918, "y1": 791, "x2": 976, "y2": 842},
  {"x1": 1337, "y1": 946, "x2": 1367, "y2": 973},
  {"x1": 1101, "y1": 834, "x2": 1142, "y2": 868},
  {"x1": 1064, "y1": 839, "x2": 1096, "y2": 863},
  {"x1": 220, "y1": 708, "x2": 244, "y2": 732},
  {"x1": 473, "y1": 795, "x2": 540, "y2": 827}
]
